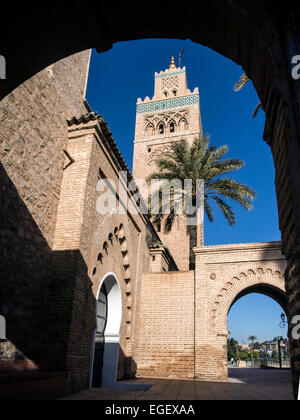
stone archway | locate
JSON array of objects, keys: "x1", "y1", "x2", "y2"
[
  {"x1": 212, "y1": 266, "x2": 286, "y2": 334},
  {"x1": 211, "y1": 266, "x2": 286, "y2": 381},
  {"x1": 194, "y1": 242, "x2": 287, "y2": 382}
]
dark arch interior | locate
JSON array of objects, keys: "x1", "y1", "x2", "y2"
[
  {"x1": 228, "y1": 284, "x2": 288, "y2": 315},
  {"x1": 0, "y1": 0, "x2": 279, "y2": 115}
]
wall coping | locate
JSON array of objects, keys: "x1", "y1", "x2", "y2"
[{"x1": 194, "y1": 241, "x2": 284, "y2": 256}]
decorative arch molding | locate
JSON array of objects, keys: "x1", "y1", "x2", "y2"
[
  {"x1": 178, "y1": 117, "x2": 188, "y2": 131},
  {"x1": 93, "y1": 224, "x2": 133, "y2": 342},
  {"x1": 145, "y1": 122, "x2": 155, "y2": 136},
  {"x1": 209, "y1": 264, "x2": 286, "y2": 334}
]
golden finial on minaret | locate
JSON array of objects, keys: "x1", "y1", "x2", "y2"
[{"x1": 169, "y1": 56, "x2": 176, "y2": 70}]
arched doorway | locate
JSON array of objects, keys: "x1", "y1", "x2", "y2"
[
  {"x1": 208, "y1": 267, "x2": 287, "y2": 381},
  {"x1": 91, "y1": 273, "x2": 122, "y2": 389},
  {"x1": 90, "y1": 273, "x2": 151, "y2": 392}
]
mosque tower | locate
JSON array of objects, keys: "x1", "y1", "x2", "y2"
[{"x1": 133, "y1": 57, "x2": 203, "y2": 270}]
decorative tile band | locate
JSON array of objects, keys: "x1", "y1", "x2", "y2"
[
  {"x1": 137, "y1": 94, "x2": 199, "y2": 114},
  {"x1": 155, "y1": 70, "x2": 186, "y2": 79}
]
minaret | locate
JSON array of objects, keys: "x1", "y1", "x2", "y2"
[{"x1": 133, "y1": 57, "x2": 203, "y2": 271}]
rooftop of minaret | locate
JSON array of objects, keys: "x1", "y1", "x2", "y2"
[{"x1": 136, "y1": 59, "x2": 199, "y2": 105}]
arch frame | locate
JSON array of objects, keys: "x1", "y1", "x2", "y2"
[
  {"x1": 89, "y1": 272, "x2": 123, "y2": 389},
  {"x1": 194, "y1": 241, "x2": 287, "y2": 382},
  {"x1": 210, "y1": 264, "x2": 287, "y2": 337}
]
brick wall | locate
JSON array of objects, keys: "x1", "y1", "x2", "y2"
[
  {"x1": 133, "y1": 242, "x2": 286, "y2": 383},
  {"x1": 48, "y1": 115, "x2": 159, "y2": 392},
  {"x1": 134, "y1": 271, "x2": 195, "y2": 379},
  {"x1": 0, "y1": 51, "x2": 91, "y2": 370}
]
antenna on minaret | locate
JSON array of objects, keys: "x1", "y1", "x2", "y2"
[{"x1": 179, "y1": 48, "x2": 186, "y2": 68}]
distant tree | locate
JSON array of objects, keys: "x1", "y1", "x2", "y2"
[
  {"x1": 248, "y1": 336, "x2": 257, "y2": 347},
  {"x1": 248, "y1": 336, "x2": 257, "y2": 362},
  {"x1": 227, "y1": 338, "x2": 240, "y2": 362},
  {"x1": 253, "y1": 342, "x2": 261, "y2": 350},
  {"x1": 253, "y1": 351, "x2": 259, "y2": 360},
  {"x1": 238, "y1": 351, "x2": 250, "y2": 361}
]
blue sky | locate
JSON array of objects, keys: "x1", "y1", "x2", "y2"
[
  {"x1": 228, "y1": 294, "x2": 288, "y2": 344},
  {"x1": 86, "y1": 39, "x2": 283, "y2": 343}
]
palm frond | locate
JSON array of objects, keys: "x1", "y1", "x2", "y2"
[
  {"x1": 234, "y1": 74, "x2": 250, "y2": 92},
  {"x1": 204, "y1": 200, "x2": 215, "y2": 222},
  {"x1": 212, "y1": 196, "x2": 236, "y2": 226},
  {"x1": 147, "y1": 134, "x2": 256, "y2": 230},
  {"x1": 252, "y1": 102, "x2": 263, "y2": 118}
]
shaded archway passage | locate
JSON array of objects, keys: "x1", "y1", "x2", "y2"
[{"x1": 1, "y1": 1, "x2": 300, "y2": 399}]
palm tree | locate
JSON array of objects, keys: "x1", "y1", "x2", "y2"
[
  {"x1": 248, "y1": 335, "x2": 257, "y2": 365},
  {"x1": 234, "y1": 74, "x2": 262, "y2": 118},
  {"x1": 248, "y1": 336, "x2": 257, "y2": 348},
  {"x1": 147, "y1": 136, "x2": 256, "y2": 238}
]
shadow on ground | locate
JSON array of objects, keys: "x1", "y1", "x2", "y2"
[
  {"x1": 60, "y1": 369, "x2": 294, "y2": 401},
  {"x1": 228, "y1": 368, "x2": 292, "y2": 385}
]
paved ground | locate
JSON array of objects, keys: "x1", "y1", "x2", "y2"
[{"x1": 61, "y1": 369, "x2": 293, "y2": 400}]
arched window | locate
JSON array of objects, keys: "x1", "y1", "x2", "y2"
[
  {"x1": 173, "y1": 90, "x2": 177, "y2": 97},
  {"x1": 163, "y1": 91, "x2": 168, "y2": 98},
  {"x1": 170, "y1": 122, "x2": 176, "y2": 133},
  {"x1": 0, "y1": 314, "x2": 6, "y2": 340},
  {"x1": 159, "y1": 124, "x2": 165, "y2": 134}
]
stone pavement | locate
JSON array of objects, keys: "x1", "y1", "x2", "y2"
[{"x1": 61, "y1": 369, "x2": 293, "y2": 400}]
